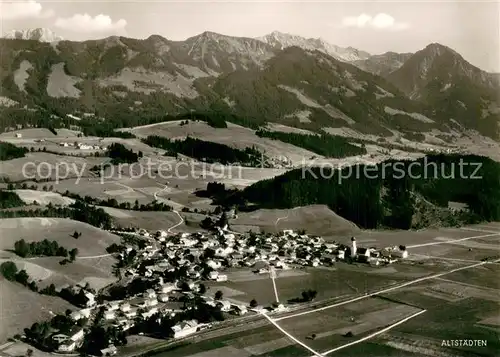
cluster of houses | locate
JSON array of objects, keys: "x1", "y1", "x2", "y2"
[
  {"x1": 59, "y1": 141, "x2": 105, "y2": 150},
  {"x1": 43, "y1": 222, "x2": 409, "y2": 354}
]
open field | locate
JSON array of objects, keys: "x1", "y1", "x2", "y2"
[
  {"x1": 0, "y1": 152, "x2": 107, "y2": 181},
  {"x1": 230, "y1": 205, "x2": 360, "y2": 238},
  {"x1": 20, "y1": 162, "x2": 284, "y2": 210},
  {"x1": 0, "y1": 218, "x2": 120, "y2": 288},
  {"x1": 111, "y1": 210, "x2": 190, "y2": 231},
  {"x1": 0, "y1": 280, "x2": 73, "y2": 343},
  {"x1": 154, "y1": 225, "x2": 500, "y2": 357},
  {"x1": 0, "y1": 218, "x2": 121, "y2": 342},
  {"x1": 277, "y1": 299, "x2": 424, "y2": 352},
  {"x1": 0, "y1": 217, "x2": 120, "y2": 256},
  {"x1": 208, "y1": 265, "x2": 409, "y2": 307},
  {"x1": 122, "y1": 121, "x2": 320, "y2": 164},
  {"x1": 1, "y1": 128, "x2": 162, "y2": 157},
  {"x1": 13, "y1": 189, "x2": 75, "y2": 205}
]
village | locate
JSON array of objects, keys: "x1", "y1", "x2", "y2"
[{"x1": 19, "y1": 212, "x2": 410, "y2": 356}]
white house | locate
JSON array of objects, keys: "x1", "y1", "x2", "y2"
[
  {"x1": 53, "y1": 327, "x2": 84, "y2": 352},
  {"x1": 216, "y1": 300, "x2": 231, "y2": 312},
  {"x1": 142, "y1": 307, "x2": 158, "y2": 319},
  {"x1": 147, "y1": 298, "x2": 158, "y2": 307},
  {"x1": 104, "y1": 310, "x2": 116, "y2": 320},
  {"x1": 216, "y1": 274, "x2": 228, "y2": 282},
  {"x1": 100, "y1": 345, "x2": 118, "y2": 356},
  {"x1": 70, "y1": 308, "x2": 91, "y2": 321},
  {"x1": 206, "y1": 259, "x2": 222, "y2": 270},
  {"x1": 145, "y1": 289, "x2": 156, "y2": 299},
  {"x1": 85, "y1": 292, "x2": 96, "y2": 307},
  {"x1": 158, "y1": 283, "x2": 177, "y2": 294},
  {"x1": 208, "y1": 271, "x2": 219, "y2": 280},
  {"x1": 156, "y1": 230, "x2": 168, "y2": 238},
  {"x1": 215, "y1": 247, "x2": 233, "y2": 257},
  {"x1": 68, "y1": 327, "x2": 84, "y2": 342},
  {"x1": 158, "y1": 294, "x2": 169, "y2": 302},
  {"x1": 107, "y1": 301, "x2": 120, "y2": 311},
  {"x1": 392, "y1": 246, "x2": 409, "y2": 259},
  {"x1": 233, "y1": 305, "x2": 247, "y2": 316},
  {"x1": 120, "y1": 303, "x2": 131, "y2": 312},
  {"x1": 79, "y1": 144, "x2": 93, "y2": 150},
  {"x1": 124, "y1": 308, "x2": 138, "y2": 319},
  {"x1": 57, "y1": 340, "x2": 76, "y2": 352},
  {"x1": 171, "y1": 320, "x2": 198, "y2": 339},
  {"x1": 282, "y1": 230, "x2": 297, "y2": 237}
]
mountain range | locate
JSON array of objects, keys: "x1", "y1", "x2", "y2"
[
  {"x1": 0, "y1": 28, "x2": 498, "y2": 140},
  {"x1": 3, "y1": 28, "x2": 63, "y2": 42}
]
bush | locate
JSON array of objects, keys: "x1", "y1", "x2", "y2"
[{"x1": 0, "y1": 261, "x2": 18, "y2": 281}]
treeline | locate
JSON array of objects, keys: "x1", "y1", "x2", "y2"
[
  {"x1": 0, "y1": 201, "x2": 113, "y2": 229},
  {"x1": 60, "y1": 191, "x2": 173, "y2": 212},
  {"x1": 0, "y1": 261, "x2": 37, "y2": 291},
  {"x1": 107, "y1": 143, "x2": 142, "y2": 164},
  {"x1": 13, "y1": 238, "x2": 78, "y2": 260},
  {"x1": 143, "y1": 135, "x2": 264, "y2": 166},
  {"x1": 233, "y1": 154, "x2": 500, "y2": 230},
  {"x1": 0, "y1": 106, "x2": 239, "y2": 139},
  {"x1": 256, "y1": 130, "x2": 367, "y2": 158},
  {"x1": 0, "y1": 190, "x2": 25, "y2": 208},
  {"x1": 176, "y1": 112, "x2": 228, "y2": 128},
  {"x1": 0, "y1": 141, "x2": 28, "y2": 161}
]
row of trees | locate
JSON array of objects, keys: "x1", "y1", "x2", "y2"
[
  {"x1": 0, "y1": 261, "x2": 38, "y2": 291},
  {"x1": 142, "y1": 136, "x2": 265, "y2": 166},
  {"x1": 0, "y1": 190, "x2": 25, "y2": 208},
  {"x1": 0, "y1": 201, "x2": 113, "y2": 229},
  {"x1": 13, "y1": 238, "x2": 78, "y2": 260},
  {"x1": 0, "y1": 141, "x2": 29, "y2": 161},
  {"x1": 107, "y1": 143, "x2": 142, "y2": 164},
  {"x1": 60, "y1": 192, "x2": 173, "y2": 212},
  {"x1": 256, "y1": 130, "x2": 367, "y2": 158}
]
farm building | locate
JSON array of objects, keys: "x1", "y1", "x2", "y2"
[{"x1": 171, "y1": 319, "x2": 199, "y2": 338}]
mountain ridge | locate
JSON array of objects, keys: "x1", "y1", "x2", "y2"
[
  {"x1": 3, "y1": 28, "x2": 63, "y2": 42},
  {"x1": 256, "y1": 30, "x2": 371, "y2": 62},
  {"x1": 0, "y1": 30, "x2": 497, "y2": 141}
]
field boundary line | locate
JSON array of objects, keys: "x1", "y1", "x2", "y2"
[
  {"x1": 317, "y1": 309, "x2": 427, "y2": 356},
  {"x1": 433, "y1": 277, "x2": 500, "y2": 292},
  {"x1": 77, "y1": 253, "x2": 112, "y2": 259},
  {"x1": 260, "y1": 311, "x2": 323, "y2": 357},
  {"x1": 407, "y1": 232, "x2": 500, "y2": 248},
  {"x1": 460, "y1": 227, "x2": 500, "y2": 234},
  {"x1": 411, "y1": 254, "x2": 481, "y2": 263},
  {"x1": 275, "y1": 258, "x2": 500, "y2": 322}
]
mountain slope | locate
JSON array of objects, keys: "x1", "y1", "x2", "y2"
[
  {"x1": 0, "y1": 34, "x2": 497, "y2": 140},
  {"x1": 206, "y1": 46, "x2": 448, "y2": 135},
  {"x1": 352, "y1": 51, "x2": 413, "y2": 77},
  {"x1": 387, "y1": 43, "x2": 500, "y2": 138},
  {"x1": 257, "y1": 31, "x2": 370, "y2": 62}
]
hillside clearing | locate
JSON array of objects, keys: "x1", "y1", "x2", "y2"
[{"x1": 230, "y1": 205, "x2": 360, "y2": 238}]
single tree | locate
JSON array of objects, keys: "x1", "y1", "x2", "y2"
[
  {"x1": 214, "y1": 290, "x2": 223, "y2": 300},
  {"x1": 0, "y1": 261, "x2": 18, "y2": 281},
  {"x1": 250, "y1": 299, "x2": 258, "y2": 308},
  {"x1": 198, "y1": 283, "x2": 207, "y2": 294}
]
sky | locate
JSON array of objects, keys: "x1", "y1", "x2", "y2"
[{"x1": 1, "y1": 0, "x2": 499, "y2": 72}]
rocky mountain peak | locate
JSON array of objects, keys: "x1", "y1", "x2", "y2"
[{"x1": 3, "y1": 28, "x2": 63, "y2": 42}]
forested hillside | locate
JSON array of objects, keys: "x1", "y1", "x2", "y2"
[
  {"x1": 143, "y1": 135, "x2": 266, "y2": 166},
  {"x1": 235, "y1": 154, "x2": 500, "y2": 229},
  {"x1": 256, "y1": 130, "x2": 367, "y2": 158}
]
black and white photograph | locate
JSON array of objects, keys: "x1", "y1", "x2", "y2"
[{"x1": 0, "y1": 1, "x2": 498, "y2": 356}]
